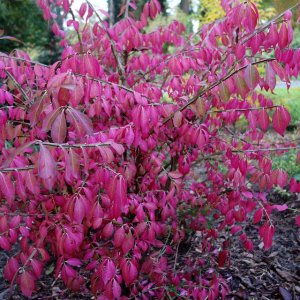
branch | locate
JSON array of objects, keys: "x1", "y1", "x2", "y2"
[
  {"x1": 4, "y1": 70, "x2": 30, "y2": 104},
  {"x1": 69, "y1": 8, "x2": 84, "y2": 53},
  {"x1": 233, "y1": 146, "x2": 300, "y2": 153},
  {"x1": 40, "y1": 141, "x2": 111, "y2": 149},
  {"x1": 124, "y1": 0, "x2": 130, "y2": 18},
  {"x1": 0, "y1": 55, "x2": 48, "y2": 67},
  {"x1": 0, "y1": 166, "x2": 35, "y2": 173},
  {"x1": 162, "y1": 57, "x2": 275, "y2": 125},
  {"x1": 209, "y1": 105, "x2": 280, "y2": 114}
]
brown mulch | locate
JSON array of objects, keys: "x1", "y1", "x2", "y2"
[{"x1": 222, "y1": 191, "x2": 300, "y2": 300}]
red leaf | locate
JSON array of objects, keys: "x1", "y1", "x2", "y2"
[
  {"x1": 258, "y1": 109, "x2": 269, "y2": 131},
  {"x1": 103, "y1": 260, "x2": 116, "y2": 285},
  {"x1": 266, "y1": 24, "x2": 279, "y2": 47},
  {"x1": 20, "y1": 271, "x2": 35, "y2": 297},
  {"x1": 279, "y1": 23, "x2": 288, "y2": 49},
  {"x1": 31, "y1": 259, "x2": 43, "y2": 278},
  {"x1": 235, "y1": 75, "x2": 249, "y2": 98},
  {"x1": 57, "y1": 87, "x2": 70, "y2": 106},
  {"x1": 78, "y1": 3, "x2": 87, "y2": 18},
  {"x1": 51, "y1": 111, "x2": 67, "y2": 143},
  {"x1": 218, "y1": 250, "x2": 229, "y2": 268},
  {"x1": 66, "y1": 258, "x2": 82, "y2": 267},
  {"x1": 259, "y1": 223, "x2": 274, "y2": 250},
  {"x1": 74, "y1": 195, "x2": 86, "y2": 224},
  {"x1": 47, "y1": 72, "x2": 68, "y2": 90},
  {"x1": 272, "y1": 204, "x2": 288, "y2": 212},
  {"x1": 3, "y1": 257, "x2": 19, "y2": 281},
  {"x1": 28, "y1": 97, "x2": 45, "y2": 126},
  {"x1": 173, "y1": 111, "x2": 182, "y2": 127},
  {"x1": 265, "y1": 63, "x2": 276, "y2": 91},
  {"x1": 42, "y1": 108, "x2": 62, "y2": 132},
  {"x1": 218, "y1": 82, "x2": 230, "y2": 102},
  {"x1": 38, "y1": 145, "x2": 56, "y2": 181},
  {"x1": 272, "y1": 107, "x2": 291, "y2": 136},
  {"x1": 0, "y1": 173, "x2": 15, "y2": 204},
  {"x1": 112, "y1": 279, "x2": 121, "y2": 298},
  {"x1": 0, "y1": 236, "x2": 11, "y2": 251},
  {"x1": 25, "y1": 171, "x2": 40, "y2": 195},
  {"x1": 1, "y1": 141, "x2": 35, "y2": 168},
  {"x1": 244, "y1": 65, "x2": 259, "y2": 89},
  {"x1": 253, "y1": 208, "x2": 263, "y2": 224},
  {"x1": 114, "y1": 226, "x2": 125, "y2": 247},
  {"x1": 66, "y1": 107, "x2": 93, "y2": 136},
  {"x1": 122, "y1": 232, "x2": 134, "y2": 254}
]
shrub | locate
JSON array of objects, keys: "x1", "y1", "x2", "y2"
[{"x1": 0, "y1": 0, "x2": 300, "y2": 298}]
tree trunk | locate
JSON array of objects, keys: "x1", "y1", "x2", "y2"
[
  {"x1": 108, "y1": 0, "x2": 115, "y2": 26},
  {"x1": 179, "y1": 0, "x2": 192, "y2": 14}
]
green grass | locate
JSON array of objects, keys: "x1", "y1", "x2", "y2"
[{"x1": 272, "y1": 149, "x2": 300, "y2": 178}]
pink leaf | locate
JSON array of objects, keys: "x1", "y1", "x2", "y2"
[
  {"x1": 173, "y1": 111, "x2": 182, "y2": 127},
  {"x1": 74, "y1": 195, "x2": 86, "y2": 224},
  {"x1": 20, "y1": 271, "x2": 35, "y2": 297},
  {"x1": 66, "y1": 258, "x2": 82, "y2": 267},
  {"x1": 38, "y1": 145, "x2": 56, "y2": 181},
  {"x1": 122, "y1": 232, "x2": 134, "y2": 254},
  {"x1": 278, "y1": 23, "x2": 288, "y2": 49},
  {"x1": 235, "y1": 75, "x2": 249, "y2": 98},
  {"x1": 265, "y1": 63, "x2": 276, "y2": 90},
  {"x1": 296, "y1": 216, "x2": 300, "y2": 227},
  {"x1": 66, "y1": 107, "x2": 93, "y2": 136},
  {"x1": 103, "y1": 260, "x2": 116, "y2": 285},
  {"x1": 112, "y1": 279, "x2": 121, "y2": 298},
  {"x1": 42, "y1": 108, "x2": 62, "y2": 132},
  {"x1": 0, "y1": 173, "x2": 15, "y2": 204},
  {"x1": 47, "y1": 72, "x2": 68, "y2": 90},
  {"x1": 259, "y1": 223, "x2": 274, "y2": 250},
  {"x1": 272, "y1": 107, "x2": 291, "y2": 136},
  {"x1": 0, "y1": 236, "x2": 11, "y2": 251},
  {"x1": 218, "y1": 82, "x2": 230, "y2": 102},
  {"x1": 253, "y1": 208, "x2": 263, "y2": 224},
  {"x1": 51, "y1": 111, "x2": 67, "y2": 143},
  {"x1": 258, "y1": 109, "x2": 269, "y2": 131},
  {"x1": 114, "y1": 226, "x2": 125, "y2": 247},
  {"x1": 272, "y1": 204, "x2": 288, "y2": 212},
  {"x1": 244, "y1": 65, "x2": 259, "y2": 89},
  {"x1": 25, "y1": 171, "x2": 40, "y2": 195}
]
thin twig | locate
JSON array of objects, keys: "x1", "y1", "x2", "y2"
[
  {"x1": 209, "y1": 105, "x2": 279, "y2": 114},
  {"x1": 5, "y1": 70, "x2": 30, "y2": 104},
  {"x1": 69, "y1": 8, "x2": 84, "y2": 53},
  {"x1": 41, "y1": 141, "x2": 110, "y2": 148},
  {"x1": 124, "y1": 0, "x2": 130, "y2": 18}
]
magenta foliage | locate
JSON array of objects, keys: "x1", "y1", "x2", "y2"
[{"x1": 0, "y1": 0, "x2": 300, "y2": 298}]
